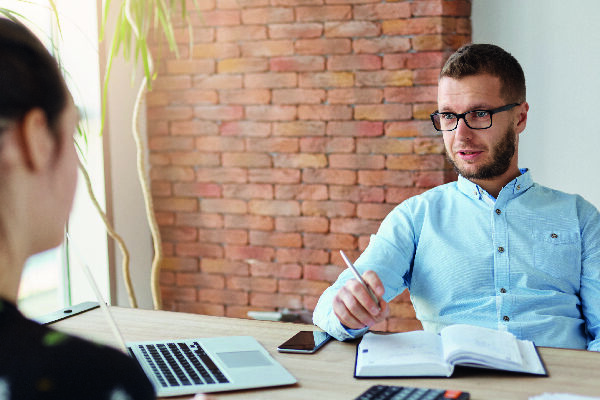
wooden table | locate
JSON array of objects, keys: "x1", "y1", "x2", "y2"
[{"x1": 51, "y1": 307, "x2": 600, "y2": 399}]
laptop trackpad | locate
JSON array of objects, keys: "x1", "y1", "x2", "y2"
[{"x1": 217, "y1": 351, "x2": 273, "y2": 368}]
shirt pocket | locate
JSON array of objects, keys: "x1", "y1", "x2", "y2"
[{"x1": 532, "y1": 229, "x2": 581, "y2": 283}]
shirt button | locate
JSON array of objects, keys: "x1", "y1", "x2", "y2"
[
  {"x1": 500, "y1": 288, "x2": 507, "y2": 293},
  {"x1": 503, "y1": 316, "x2": 510, "y2": 322},
  {"x1": 516, "y1": 185, "x2": 521, "y2": 191},
  {"x1": 551, "y1": 233, "x2": 558, "y2": 239},
  {"x1": 495, "y1": 209, "x2": 502, "y2": 215},
  {"x1": 498, "y1": 246, "x2": 505, "y2": 253}
]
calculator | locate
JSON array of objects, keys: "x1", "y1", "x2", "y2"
[{"x1": 354, "y1": 385, "x2": 470, "y2": 400}]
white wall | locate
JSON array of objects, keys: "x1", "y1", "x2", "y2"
[{"x1": 472, "y1": 0, "x2": 600, "y2": 209}]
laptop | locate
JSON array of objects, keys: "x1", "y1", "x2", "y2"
[{"x1": 70, "y1": 236, "x2": 297, "y2": 397}]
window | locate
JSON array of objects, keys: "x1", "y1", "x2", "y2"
[{"x1": 7, "y1": 0, "x2": 110, "y2": 319}]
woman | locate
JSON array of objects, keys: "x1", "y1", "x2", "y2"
[{"x1": 0, "y1": 17, "x2": 155, "y2": 399}]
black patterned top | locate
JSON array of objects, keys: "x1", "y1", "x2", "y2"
[{"x1": 0, "y1": 298, "x2": 155, "y2": 399}]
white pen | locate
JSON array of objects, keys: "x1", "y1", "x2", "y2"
[{"x1": 339, "y1": 250, "x2": 381, "y2": 311}]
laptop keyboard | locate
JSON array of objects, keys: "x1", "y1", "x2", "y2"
[{"x1": 138, "y1": 342, "x2": 230, "y2": 388}]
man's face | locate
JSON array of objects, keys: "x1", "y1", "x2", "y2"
[{"x1": 437, "y1": 74, "x2": 522, "y2": 182}]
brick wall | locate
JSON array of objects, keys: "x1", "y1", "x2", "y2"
[{"x1": 148, "y1": 0, "x2": 471, "y2": 332}]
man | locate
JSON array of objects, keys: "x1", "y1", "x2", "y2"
[{"x1": 313, "y1": 43, "x2": 600, "y2": 351}]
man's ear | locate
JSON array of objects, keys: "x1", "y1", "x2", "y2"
[
  {"x1": 20, "y1": 108, "x2": 55, "y2": 171},
  {"x1": 515, "y1": 101, "x2": 529, "y2": 134}
]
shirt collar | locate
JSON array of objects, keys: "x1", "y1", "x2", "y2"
[{"x1": 457, "y1": 168, "x2": 534, "y2": 202}]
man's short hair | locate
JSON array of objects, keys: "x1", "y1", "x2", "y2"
[{"x1": 440, "y1": 43, "x2": 526, "y2": 103}]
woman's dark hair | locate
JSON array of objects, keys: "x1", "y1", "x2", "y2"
[
  {"x1": 0, "y1": 18, "x2": 68, "y2": 135},
  {"x1": 440, "y1": 43, "x2": 526, "y2": 103}
]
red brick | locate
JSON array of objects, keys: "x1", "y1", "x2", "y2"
[
  {"x1": 222, "y1": 152, "x2": 272, "y2": 168},
  {"x1": 222, "y1": 183, "x2": 274, "y2": 200},
  {"x1": 299, "y1": 72, "x2": 354, "y2": 88},
  {"x1": 413, "y1": 68, "x2": 441, "y2": 85},
  {"x1": 154, "y1": 197, "x2": 197, "y2": 212},
  {"x1": 354, "y1": 3, "x2": 411, "y2": 20},
  {"x1": 176, "y1": 272, "x2": 225, "y2": 289},
  {"x1": 196, "y1": 136, "x2": 244, "y2": 152},
  {"x1": 386, "y1": 187, "x2": 427, "y2": 203},
  {"x1": 355, "y1": 104, "x2": 412, "y2": 121},
  {"x1": 298, "y1": 105, "x2": 352, "y2": 121},
  {"x1": 300, "y1": 137, "x2": 355, "y2": 153},
  {"x1": 415, "y1": 171, "x2": 449, "y2": 188},
  {"x1": 194, "y1": 105, "x2": 244, "y2": 121},
  {"x1": 328, "y1": 88, "x2": 382, "y2": 104},
  {"x1": 272, "y1": 89, "x2": 326, "y2": 104},
  {"x1": 383, "y1": 51, "x2": 447, "y2": 70},
  {"x1": 413, "y1": 103, "x2": 437, "y2": 120},
  {"x1": 198, "y1": 10, "x2": 240, "y2": 26},
  {"x1": 224, "y1": 215, "x2": 274, "y2": 231},
  {"x1": 329, "y1": 185, "x2": 385, "y2": 203},
  {"x1": 165, "y1": 89, "x2": 219, "y2": 106},
  {"x1": 273, "y1": 121, "x2": 325, "y2": 137},
  {"x1": 357, "y1": 138, "x2": 413, "y2": 154},
  {"x1": 414, "y1": 137, "x2": 445, "y2": 154},
  {"x1": 161, "y1": 286, "x2": 196, "y2": 303},
  {"x1": 151, "y1": 166, "x2": 195, "y2": 181},
  {"x1": 194, "y1": 73, "x2": 243, "y2": 89},
  {"x1": 303, "y1": 264, "x2": 345, "y2": 282},
  {"x1": 275, "y1": 216, "x2": 329, "y2": 233},
  {"x1": 330, "y1": 218, "x2": 380, "y2": 235},
  {"x1": 248, "y1": 200, "x2": 300, "y2": 216},
  {"x1": 250, "y1": 262, "x2": 302, "y2": 279},
  {"x1": 327, "y1": 54, "x2": 381, "y2": 71},
  {"x1": 356, "y1": 70, "x2": 412, "y2": 87},
  {"x1": 173, "y1": 183, "x2": 222, "y2": 197},
  {"x1": 296, "y1": 6, "x2": 351, "y2": 22},
  {"x1": 218, "y1": 58, "x2": 269, "y2": 74},
  {"x1": 147, "y1": 106, "x2": 193, "y2": 121},
  {"x1": 324, "y1": 21, "x2": 380, "y2": 37},
  {"x1": 275, "y1": 248, "x2": 329, "y2": 264},
  {"x1": 274, "y1": 154, "x2": 327, "y2": 169},
  {"x1": 302, "y1": 168, "x2": 356, "y2": 185},
  {"x1": 385, "y1": 86, "x2": 438, "y2": 103},
  {"x1": 250, "y1": 292, "x2": 302, "y2": 309},
  {"x1": 246, "y1": 138, "x2": 299, "y2": 153},
  {"x1": 329, "y1": 154, "x2": 385, "y2": 170},
  {"x1": 162, "y1": 257, "x2": 198, "y2": 272},
  {"x1": 201, "y1": 198, "x2": 247, "y2": 214},
  {"x1": 198, "y1": 289, "x2": 248, "y2": 305},
  {"x1": 358, "y1": 170, "x2": 414, "y2": 186},
  {"x1": 160, "y1": 271, "x2": 175, "y2": 286},
  {"x1": 250, "y1": 231, "x2": 302, "y2": 247},
  {"x1": 166, "y1": 59, "x2": 215, "y2": 75},
  {"x1": 226, "y1": 276, "x2": 277, "y2": 293},
  {"x1": 225, "y1": 245, "x2": 275, "y2": 262},
  {"x1": 246, "y1": 105, "x2": 297, "y2": 121},
  {"x1": 269, "y1": 23, "x2": 323, "y2": 39},
  {"x1": 216, "y1": 26, "x2": 267, "y2": 42},
  {"x1": 326, "y1": 121, "x2": 383, "y2": 137},
  {"x1": 295, "y1": 38, "x2": 352, "y2": 55},
  {"x1": 411, "y1": 0, "x2": 471, "y2": 17},
  {"x1": 152, "y1": 75, "x2": 192, "y2": 91},
  {"x1": 301, "y1": 200, "x2": 356, "y2": 218},
  {"x1": 221, "y1": 121, "x2": 271, "y2": 137},
  {"x1": 201, "y1": 258, "x2": 249, "y2": 276},
  {"x1": 386, "y1": 154, "x2": 445, "y2": 170},
  {"x1": 357, "y1": 203, "x2": 396, "y2": 220},
  {"x1": 176, "y1": 213, "x2": 224, "y2": 229},
  {"x1": 149, "y1": 136, "x2": 195, "y2": 151},
  {"x1": 170, "y1": 120, "x2": 219, "y2": 136},
  {"x1": 385, "y1": 120, "x2": 434, "y2": 137},
  {"x1": 176, "y1": 242, "x2": 224, "y2": 258},
  {"x1": 269, "y1": 56, "x2": 325, "y2": 72},
  {"x1": 303, "y1": 233, "x2": 356, "y2": 250},
  {"x1": 192, "y1": 43, "x2": 239, "y2": 59},
  {"x1": 241, "y1": 7, "x2": 294, "y2": 24},
  {"x1": 196, "y1": 167, "x2": 248, "y2": 183},
  {"x1": 198, "y1": 228, "x2": 248, "y2": 245},
  {"x1": 241, "y1": 40, "x2": 294, "y2": 57},
  {"x1": 169, "y1": 152, "x2": 220, "y2": 167},
  {"x1": 279, "y1": 280, "x2": 330, "y2": 296},
  {"x1": 274, "y1": 184, "x2": 328, "y2": 200},
  {"x1": 245, "y1": 73, "x2": 297, "y2": 89},
  {"x1": 248, "y1": 168, "x2": 300, "y2": 184},
  {"x1": 151, "y1": 181, "x2": 172, "y2": 197},
  {"x1": 387, "y1": 318, "x2": 423, "y2": 333},
  {"x1": 353, "y1": 37, "x2": 411, "y2": 54},
  {"x1": 383, "y1": 17, "x2": 456, "y2": 36}
]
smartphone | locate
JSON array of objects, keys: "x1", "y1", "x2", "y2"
[{"x1": 277, "y1": 330, "x2": 331, "y2": 353}]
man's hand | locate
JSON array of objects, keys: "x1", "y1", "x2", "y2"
[{"x1": 332, "y1": 270, "x2": 389, "y2": 329}]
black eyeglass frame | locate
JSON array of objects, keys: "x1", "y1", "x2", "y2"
[{"x1": 430, "y1": 103, "x2": 521, "y2": 132}]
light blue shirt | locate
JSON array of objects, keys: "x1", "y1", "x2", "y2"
[{"x1": 313, "y1": 170, "x2": 600, "y2": 351}]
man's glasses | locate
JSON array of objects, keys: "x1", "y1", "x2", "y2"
[{"x1": 430, "y1": 103, "x2": 521, "y2": 132}]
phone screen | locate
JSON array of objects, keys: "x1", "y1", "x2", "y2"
[{"x1": 277, "y1": 331, "x2": 331, "y2": 353}]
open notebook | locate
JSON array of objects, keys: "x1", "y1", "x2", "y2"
[{"x1": 69, "y1": 235, "x2": 296, "y2": 397}]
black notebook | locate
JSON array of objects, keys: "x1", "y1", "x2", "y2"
[{"x1": 354, "y1": 324, "x2": 547, "y2": 378}]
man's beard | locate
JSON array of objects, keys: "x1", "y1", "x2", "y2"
[{"x1": 446, "y1": 126, "x2": 516, "y2": 180}]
